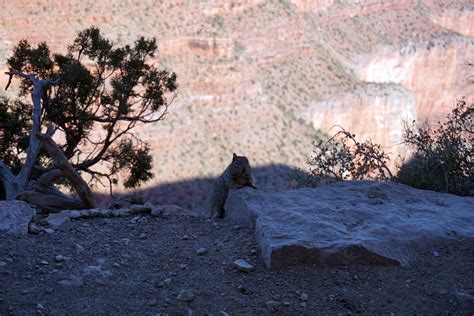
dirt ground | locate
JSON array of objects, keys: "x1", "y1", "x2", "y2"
[{"x1": 1, "y1": 214, "x2": 473, "y2": 315}]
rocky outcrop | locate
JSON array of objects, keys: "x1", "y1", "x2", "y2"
[
  {"x1": 0, "y1": 200, "x2": 36, "y2": 236},
  {"x1": 309, "y1": 84, "x2": 416, "y2": 161},
  {"x1": 225, "y1": 181, "x2": 474, "y2": 269},
  {"x1": 354, "y1": 38, "x2": 473, "y2": 120},
  {"x1": 423, "y1": 0, "x2": 474, "y2": 37}
]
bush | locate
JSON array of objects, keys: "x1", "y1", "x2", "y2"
[
  {"x1": 303, "y1": 99, "x2": 473, "y2": 196},
  {"x1": 307, "y1": 127, "x2": 393, "y2": 184},
  {"x1": 397, "y1": 99, "x2": 473, "y2": 195}
]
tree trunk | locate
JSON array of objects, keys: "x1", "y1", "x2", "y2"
[
  {"x1": 0, "y1": 71, "x2": 59, "y2": 199},
  {"x1": 15, "y1": 190, "x2": 84, "y2": 213},
  {"x1": 36, "y1": 133, "x2": 97, "y2": 209}
]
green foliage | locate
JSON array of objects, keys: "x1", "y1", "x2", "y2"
[
  {"x1": 0, "y1": 98, "x2": 31, "y2": 172},
  {"x1": 1, "y1": 27, "x2": 177, "y2": 189},
  {"x1": 110, "y1": 139, "x2": 153, "y2": 189},
  {"x1": 397, "y1": 99, "x2": 473, "y2": 195},
  {"x1": 307, "y1": 127, "x2": 393, "y2": 184}
]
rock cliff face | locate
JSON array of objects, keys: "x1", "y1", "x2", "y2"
[
  {"x1": 354, "y1": 38, "x2": 473, "y2": 120},
  {"x1": 0, "y1": 0, "x2": 472, "y2": 195},
  {"x1": 309, "y1": 84, "x2": 416, "y2": 160}
]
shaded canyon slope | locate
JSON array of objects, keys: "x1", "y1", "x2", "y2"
[{"x1": 0, "y1": 0, "x2": 472, "y2": 194}]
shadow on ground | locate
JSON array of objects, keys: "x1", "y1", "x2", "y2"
[{"x1": 96, "y1": 164, "x2": 310, "y2": 213}]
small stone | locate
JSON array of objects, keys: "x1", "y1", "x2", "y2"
[
  {"x1": 57, "y1": 275, "x2": 84, "y2": 287},
  {"x1": 55, "y1": 255, "x2": 65, "y2": 262},
  {"x1": 220, "y1": 311, "x2": 230, "y2": 316},
  {"x1": 432, "y1": 251, "x2": 440, "y2": 257},
  {"x1": 43, "y1": 228, "x2": 54, "y2": 234},
  {"x1": 74, "y1": 244, "x2": 84, "y2": 253},
  {"x1": 283, "y1": 301, "x2": 291, "y2": 307},
  {"x1": 40, "y1": 260, "x2": 49, "y2": 266},
  {"x1": 196, "y1": 247, "x2": 208, "y2": 255},
  {"x1": 164, "y1": 278, "x2": 172, "y2": 285},
  {"x1": 233, "y1": 259, "x2": 254, "y2": 272},
  {"x1": 139, "y1": 233, "x2": 147, "y2": 239},
  {"x1": 113, "y1": 263, "x2": 121, "y2": 268},
  {"x1": 238, "y1": 285, "x2": 248, "y2": 293},
  {"x1": 90, "y1": 209, "x2": 102, "y2": 217},
  {"x1": 69, "y1": 210, "x2": 82, "y2": 219},
  {"x1": 300, "y1": 302, "x2": 307, "y2": 308},
  {"x1": 0, "y1": 261, "x2": 7, "y2": 267},
  {"x1": 121, "y1": 238, "x2": 131, "y2": 245},
  {"x1": 45, "y1": 288, "x2": 53, "y2": 294},
  {"x1": 144, "y1": 202, "x2": 153, "y2": 208},
  {"x1": 177, "y1": 289, "x2": 195, "y2": 302},
  {"x1": 45, "y1": 211, "x2": 71, "y2": 232},
  {"x1": 179, "y1": 264, "x2": 187, "y2": 269},
  {"x1": 36, "y1": 303, "x2": 45, "y2": 310},
  {"x1": 130, "y1": 204, "x2": 151, "y2": 215},
  {"x1": 300, "y1": 293, "x2": 308, "y2": 301},
  {"x1": 150, "y1": 206, "x2": 162, "y2": 217},
  {"x1": 182, "y1": 234, "x2": 189, "y2": 240},
  {"x1": 266, "y1": 300, "x2": 280, "y2": 310},
  {"x1": 28, "y1": 222, "x2": 41, "y2": 234}
]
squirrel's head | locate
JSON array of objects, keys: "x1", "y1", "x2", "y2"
[{"x1": 230, "y1": 153, "x2": 257, "y2": 189}]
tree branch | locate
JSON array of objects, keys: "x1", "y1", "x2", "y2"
[
  {"x1": 36, "y1": 133, "x2": 97, "y2": 209},
  {"x1": 37, "y1": 169, "x2": 63, "y2": 187},
  {"x1": 5, "y1": 70, "x2": 60, "y2": 192}
]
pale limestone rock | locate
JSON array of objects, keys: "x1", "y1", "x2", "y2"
[
  {"x1": 177, "y1": 289, "x2": 195, "y2": 302},
  {"x1": 233, "y1": 259, "x2": 254, "y2": 272},
  {"x1": 0, "y1": 200, "x2": 36, "y2": 236},
  {"x1": 225, "y1": 181, "x2": 474, "y2": 269},
  {"x1": 45, "y1": 211, "x2": 71, "y2": 232},
  {"x1": 130, "y1": 204, "x2": 152, "y2": 215},
  {"x1": 151, "y1": 205, "x2": 195, "y2": 218}
]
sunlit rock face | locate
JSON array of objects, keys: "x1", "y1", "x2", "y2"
[
  {"x1": 309, "y1": 84, "x2": 416, "y2": 162},
  {"x1": 354, "y1": 38, "x2": 473, "y2": 120},
  {"x1": 423, "y1": 0, "x2": 474, "y2": 37},
  {"x1": 0, "y1": 0, "x2": 472, "y2": 196}
]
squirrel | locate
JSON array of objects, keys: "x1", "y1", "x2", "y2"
[{"x1": 209, "y1": 153, "x2": 257, "y2": 219}]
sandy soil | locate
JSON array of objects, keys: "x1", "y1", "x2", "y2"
[{"x1": 0, "y1": 214, "x2": 473, "y2": 315}]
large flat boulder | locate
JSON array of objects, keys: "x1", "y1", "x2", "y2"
[
  {"x1": 0, "y1": 200, "x2": 36, "y2": 236},
  {"x1": 225, "y1": 181, "x2": 474, "y2": 269}
]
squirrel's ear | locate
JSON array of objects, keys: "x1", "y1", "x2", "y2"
[{"x1": 232, "y1": 153, "x2": 237, "y2": 161}]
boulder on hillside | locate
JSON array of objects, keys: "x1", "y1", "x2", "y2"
[
  {"x1": 225, "y1": 181, "x2": 474, "y2": 269},
  {"x1": 0, "y1": 200, "x2": 36, "y2": 236}
]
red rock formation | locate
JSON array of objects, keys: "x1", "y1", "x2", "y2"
[{"x1": 0, "y1": 0, "x2": 472, "y2": 196}]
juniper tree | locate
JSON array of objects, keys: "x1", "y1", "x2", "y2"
[{"x1": 0, "y1": 27, "x2": 177, "y2": 210}]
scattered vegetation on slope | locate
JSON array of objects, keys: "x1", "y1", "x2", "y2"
[{"x1": 297, "y1": 99, "x2": 473, "y2": 196}]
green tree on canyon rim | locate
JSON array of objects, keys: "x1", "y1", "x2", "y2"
[{"x1": 0, "y1": 27, "x2": 177, "y2": 211}]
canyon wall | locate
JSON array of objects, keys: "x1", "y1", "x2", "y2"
[{"x1": 0, "y1": 0, "x2": 472, "y2": 198}]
